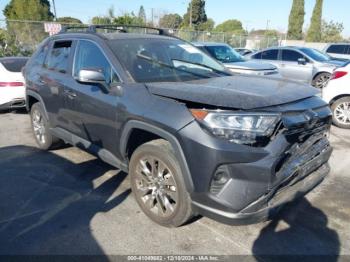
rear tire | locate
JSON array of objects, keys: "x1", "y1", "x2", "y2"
[
  {"x1": 312, "y1": 72, "x2": 331, "y2": 89},
  {"x1": 30, "y1": 102, "x2": 61, "y2": 150},
  {"x1": 129, "y1": 139, "x2": 193, "y2": 227},
  {"x1": 331, "y1": 97, "x2": 350, "y2": 129}
]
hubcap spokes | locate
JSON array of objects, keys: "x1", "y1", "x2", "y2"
[
  {"x1": 135, "y1": 157, "x2": 178, "y2": 217},
  {"x1": 335, "y1": 102, "x2": 350, "y2": 125},
  {"x1": 316, "y1": 75, "x2": 330, "y2": 89},
  {"x1": 32, "y1": 110, "x2": 46, "y2": 144}
]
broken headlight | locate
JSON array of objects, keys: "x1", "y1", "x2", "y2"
[{"x1": 191, "y1": 109, "x2": 281, "y2": 145}]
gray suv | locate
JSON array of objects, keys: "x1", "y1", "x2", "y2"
[
  {"x1": 24, "y1": 25, "x2": 332, "y2": 227},
  {"x1": 249, "y1": 46, "x2": 346, "y2": 88}
]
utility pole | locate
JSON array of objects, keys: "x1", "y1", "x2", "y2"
[
  {"x1": 52, "y1": 0, "x2": 57, "y2": 21},
  {"x1": 266, "y1": 19, "x2": 270, "y2": 31},
  {"x1": 189, "y1": 1, "x2": 193, "y2": 29},
  {"x1": 151, "y1": 8, "x2": 154, "y2": 27}
]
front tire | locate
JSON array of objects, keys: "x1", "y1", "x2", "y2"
[
  {"x1": 30, "y1": 102, "x2": 60, "y2": 150},
  {"x1": 129, "y1": 139, "x2": 193, "y2": 227},
  {"x1": 331, "y1": 97, "x2": 350, "y2": 129}
]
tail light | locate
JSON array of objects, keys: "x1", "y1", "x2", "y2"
[
  {"x1": 331, "y1": 71, "x2": 348, "y2": 80},
  {"x1": 0, "y1": 82, "x2": 24, "y2": 87}
]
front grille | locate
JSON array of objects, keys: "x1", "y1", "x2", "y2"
[
  {"x1": 272, "y1": 130, "x2": 332, "y2": 189},
  {"x1": 271, "y1": 106, "x2": 332, "y2": 188}
]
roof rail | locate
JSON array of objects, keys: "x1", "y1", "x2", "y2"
[
  {"x1": 59, "y1": 24, "x2": 174, "y2": 36},
  {"x1": 59, "y1": 25, "x2": 93, "y2": 33}
]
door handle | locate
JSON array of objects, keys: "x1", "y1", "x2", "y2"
[{"x1": 64, "y1": 89, "x2": 77, "y2": 99}]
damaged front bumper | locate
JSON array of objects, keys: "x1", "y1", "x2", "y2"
[
  {"x1": 192, "y1": 151, "x2": 331, "y2": 225},
  {"x1": 178, "y1": 102, "x2": 332, "y2": 225}
]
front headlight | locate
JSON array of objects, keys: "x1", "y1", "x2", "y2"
[{"x1": 190, "y1": 109, "x2": 281, "y2": 145}]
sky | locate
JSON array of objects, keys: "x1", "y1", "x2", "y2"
[{"x1": 0, "y1": 0, "x2": 349, "y2": 36}]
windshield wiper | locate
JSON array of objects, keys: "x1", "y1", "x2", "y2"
[
  {"x1": 172, "y1": 58, "x2": 230, "y2": 76},
  {"x1": 136, "y1": 54, "x2": 219, "y2": 79}
]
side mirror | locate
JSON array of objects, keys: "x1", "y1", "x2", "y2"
[
  {"x1": 298, "y1": 58, "x2": 307, "y2": 65},
  {"x1": 77, "y1": 69, "x2": 109, "y2": 93},
  {"x1": 78, "y1": 69, "x2": 106, "y2": 84}
]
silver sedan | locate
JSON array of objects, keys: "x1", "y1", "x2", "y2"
[{"x1": 248, "y1": 46, "x2": 346, "y2": 88}]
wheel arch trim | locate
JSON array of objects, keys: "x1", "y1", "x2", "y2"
[
  {"x1": 120, "y1": 120, "x2": 194, "y2": 192},
  {"x1": 26, "y1": 90, "x2": 49, "y2": 120}
]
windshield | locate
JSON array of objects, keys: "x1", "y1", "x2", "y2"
[
  {"x1": 300, "y1": 48, "x2": 331, "y2": 62},
  {"x1": 204, "y1": 45, "x2": 245, "y2": 63},
  {"x1": 108, "y1": 38, "x2": 228, "y2": 83}
]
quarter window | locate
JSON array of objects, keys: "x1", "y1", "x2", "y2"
[
  {"x1": 34, "y1": 42, "x2": 50, "y2": 66},
  {"x1": 73, "y1": 40, "x2": 120, "y2": 84},
  {"x1": 46, "y1": 41, "x2": 72, "y2": 73}
]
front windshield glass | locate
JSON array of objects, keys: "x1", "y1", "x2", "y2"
[
  {"x1": 108, "y1": 38, "x2": 228, "y2": 83},
  {"x1": 204, "y1": 45, "x2": 245, "y2": 63},
  {"x1": 300, "y1": 48, "x2": 331, "y2": 62}
]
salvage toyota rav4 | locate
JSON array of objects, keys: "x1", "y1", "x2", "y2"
[{"x1": 24, "y1": 26, "x2": 332, "y2": 227}]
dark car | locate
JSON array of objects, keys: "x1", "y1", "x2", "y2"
[{"x1": 24, "y1": 26, "x2": 333, "y2": 227}]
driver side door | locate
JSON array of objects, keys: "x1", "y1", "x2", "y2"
[
  {"x1": 279, "y1": 49, "x2": 314, "y2": 83},
  {"x1": 64, "y1": 39, "x2": 122, "y2": 155}
]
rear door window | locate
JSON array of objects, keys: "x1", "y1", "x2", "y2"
[
  {"x1": 45, "y1": 41, "x2": 72, "y2": 74},
  {"x1": 1, "y1": 58, "x2": 28, "y2": 72},
  {"x1": 326, "y1": 45, "x2": 347, "y2": 54},
  {"x1": 253, "y1": 50, "x2": 278, "y2": 60},
  {"x1": 260, "y1": 49, "x2": 279, "y2": 60}
]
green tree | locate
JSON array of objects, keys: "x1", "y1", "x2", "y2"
[
  {"x1": 56, "y1": 17, "x2": 82, "y2": 24},
  {"x1": 306, "y1": 0, "x2": 323, "y2": 42},
  {"x1": 138, "y1": 5, "x2": 146, "y2": 24},
  {"x1": 182, "y1": 0, "x2": 207, "y2": 29},
  {"x1": 197, "y1": 18, "x2": 214, "y2": 31},
  {"x1": 215, "y1": 19, "x2": 244, "y2": 33},
  {"x1": 113, "y1": 13, "x2": 143, "y2": 26},
  {"x1": 3, "y1": 0, "x2": 54, "y2": 21},
  {"x1": 3, "y1": 0, "x2": 54, "y2": 54},
  {"x1": 159, "y1": 13, "x2": 183, "y2": 29},
  {"x1": 321, "y1": 20, "x2": 344, "y2": 42},
  {"x1": 91, "y1": 16, "x2": 112, "y2": 25},
  {"x1": 287, "y1": 0, "x2": 305, "y2": 40}
]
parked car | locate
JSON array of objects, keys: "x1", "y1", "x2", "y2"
[
  {"x1": 0, "y1": 57, "x2": 28, "y2": 111},
  {"x1": 249, "y1": 46, "x2": 346, "y2": 88},
  {"x1": 235, "y1": 48, "x2": 258, "y2": 56},
  {"x1": 194, "y1": 42, "x2": 279, "y2": 76},
  {"x1": 322, "y1": 62, "x2": 350, "y2": 129},
  {"x1": 324, "y1": 43, "x2": 350, "y2": 60},
  {"x1": 24, "y1": 25, "x2": 332, "y2": 227}
]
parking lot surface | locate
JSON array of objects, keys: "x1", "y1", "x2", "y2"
[{"x1": 0, "y1": 111, "x2": 350, "y2": 257}]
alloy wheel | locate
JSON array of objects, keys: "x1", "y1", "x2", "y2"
[
  {"x1": 315, "y1": 74, "x2": 331, "y2": 89},
  {"x1": 134, "y1": 156, "x2": 178, "y2": 218},
  {"x1": 32, "y1": 109, "x2": 46, "y2": 144},
  {"x1": 335, "y1": 102, "x2": 350, "y2": 126}
]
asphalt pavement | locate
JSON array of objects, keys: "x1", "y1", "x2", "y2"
[{"x1": 0, "y1": 111, "x2": 349, "y2": 258}]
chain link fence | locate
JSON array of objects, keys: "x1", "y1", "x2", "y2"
[{"x1": 0, "y1": 19, "x2": 286, "y2": 56}]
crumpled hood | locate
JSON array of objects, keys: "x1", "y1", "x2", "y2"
[
  {"x1": 146, "y1": 75, "x2": 319, "y2": 110},
  {"x1": 224, "y1": 61, "x2": 277, "y2": 71}
]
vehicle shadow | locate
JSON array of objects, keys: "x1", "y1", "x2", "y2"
[
  {"x1": 253, "y1": 197, "x2": 340, "y2": 261},
  {"x1": 0, "y1": 145, "x2": 131, "y2": 256}
]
